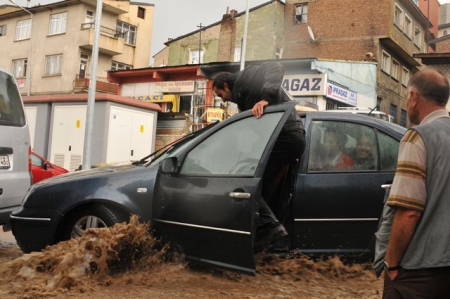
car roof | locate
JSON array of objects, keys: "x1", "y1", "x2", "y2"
[{"x1": 299, "y1": 111, "x2": 407, "y2": 135}]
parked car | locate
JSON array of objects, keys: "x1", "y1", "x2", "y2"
[
  {"x1": 31, "y1": 150, "x2": 68, "y2": 184},
  {"x1": 10, "y1": 102, "x2": 406, "y2": 275}
]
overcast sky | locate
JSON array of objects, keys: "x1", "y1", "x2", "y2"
[{"x1": 3, "y1": 0, "x2": 450, "y2": 62}]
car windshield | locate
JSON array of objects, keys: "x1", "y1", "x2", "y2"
[{"x1": 144, "y1": 121, "x2": 218, "y2": 167}]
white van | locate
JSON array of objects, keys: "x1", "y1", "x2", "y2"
[
  {"x1": 326, "y1": 107, "x2": 395, "y2": 123},
  {"x1": 0, "y1": 68, "x2": 31, "y2": 226}
]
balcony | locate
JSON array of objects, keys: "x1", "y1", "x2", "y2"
[
  {"x1": 79, "y1": 23, "x2": 125, "y2": 56},
  {"x1": 74, "y1": 75, "x2": 119, "y2": 94}
]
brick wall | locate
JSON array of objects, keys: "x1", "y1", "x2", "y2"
[{"x1": 283, "y1": 0, "x2": 391, "y2": 61}]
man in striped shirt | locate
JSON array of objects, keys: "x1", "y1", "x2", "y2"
[{"x1": 383, "y1": 68, "x2": 450, "y2": 298}]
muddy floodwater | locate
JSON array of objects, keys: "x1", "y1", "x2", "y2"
[{"x1": 0, "y1": 217, "x2": 384, "y2": 299}]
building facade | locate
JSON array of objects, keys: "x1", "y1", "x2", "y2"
[
  {"x1": 282, "y1": 0, "x2": 432, "y2": 126},
  {"x1": 0, "y1": 0, "x2": 154, "y2": 95},
  {"x1": 154, "y1": 1, "x2": 286, "y2": 66}
]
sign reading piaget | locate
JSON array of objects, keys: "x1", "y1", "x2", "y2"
[{"x1": 154, "y1": 81, "x2": 195, "y2": 93}]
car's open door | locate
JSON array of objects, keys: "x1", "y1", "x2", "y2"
[{"x1": 152, "y1": 103, "x2": 297, "y2": 274}]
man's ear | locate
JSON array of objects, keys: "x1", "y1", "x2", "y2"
[{"x1": 224, "y1": 82, "x2": 229, "y2": 92}]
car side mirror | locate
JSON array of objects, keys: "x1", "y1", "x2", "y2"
[
  {"x1": 43, "y1": 163, "x2": 49, "y2": 170},
  {"x1": 161, "y1": 157, "x2": 178, "y2": 174}
]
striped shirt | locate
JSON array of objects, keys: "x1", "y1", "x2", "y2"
[{"x1": 387, "y1": 110, "x2": 450, "y2": 211}]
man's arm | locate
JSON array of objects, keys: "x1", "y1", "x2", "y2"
[{"x1": 384, "y1": 207, "x2": 421, "y2": 279}]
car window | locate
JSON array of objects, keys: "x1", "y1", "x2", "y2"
[
  {"x1": 378, "y1": 131, "x2": 399, "y2": 171},
  {"x1": 31, "y1": 154, "x2": 43, "y2": 167},
  {"x1": 180, "y1": 112, "x2": 284, "y2": 176},
  {"x1": 0, "y1": 72, "x2": 26, "y2": 127},
  {"x1": 308, "y1": 121, "x2": 378, "y2": 172}
]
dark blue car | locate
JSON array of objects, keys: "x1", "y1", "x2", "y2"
[{"x1": 10, "y1": 102, "x2": 406, "y2": 275}]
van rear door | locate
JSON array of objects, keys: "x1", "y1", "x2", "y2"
[{"x1": 0, "y1": 68, "x2": 31, "y2": 224}]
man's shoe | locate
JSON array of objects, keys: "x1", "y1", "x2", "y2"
[{"x1": 254, "y1": 223, "x2": 288, "y2": 252}]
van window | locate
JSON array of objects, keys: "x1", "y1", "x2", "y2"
[{"x1": 0, "y1": 72, "x2": 26, "y2": 127}]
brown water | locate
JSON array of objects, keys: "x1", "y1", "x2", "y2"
[{"x1": 0, "y1": 216, "x2": 383, "y2": 299}]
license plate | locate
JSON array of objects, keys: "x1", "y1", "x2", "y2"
[{"x1": 0, "y1": 155, "x2": 10, "y2": 169}]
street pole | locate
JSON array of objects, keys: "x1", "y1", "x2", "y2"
[
  {"x1": 240, "y1": 0, "x2": 250, "y2": 71},
  {"x1": 197, "y1": 23, "x2": 204, "y2": 64},
  {"x1": 82, "y1": 0, "x2": 102, "y2": 170},
  {"x1": 9, "y1": 0, "x2": 32, "y2": 96}
]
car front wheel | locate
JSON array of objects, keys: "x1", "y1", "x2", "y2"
[{"x1": 59, "y1": 205, "x2": 128, "y2": 241}]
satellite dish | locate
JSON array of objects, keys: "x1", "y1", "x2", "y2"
[{"x1": 307, "y1": 26, "x2": 315, "y2": 42}]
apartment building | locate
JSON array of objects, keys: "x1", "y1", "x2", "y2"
[
  {"x1": 0, "y1": 0, "x2": 154, "y2": 95},
  {"x1": 438, "y1": 3, "x2": 450, "y2": 38},
  {"x1": 283, "y1": 0, "x2": 432, "y2": 126}
]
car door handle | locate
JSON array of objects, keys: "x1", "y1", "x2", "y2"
[
  {"x1": 381, "y1": 184, "x2": 392, "y2": 189},
  {"x1": 229, "y1": 192, "x2": 251, "y2": 199}
]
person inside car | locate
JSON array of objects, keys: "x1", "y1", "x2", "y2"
[
  {"x1": 321, "y1": 128, "x2": 354, "y2": 171},
  {"x1": 353, "y1": 133, "x2": 376, "y2": 170}
]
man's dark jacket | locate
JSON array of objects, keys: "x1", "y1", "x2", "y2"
[{"x1": 231, "y1": 61, "x2": 305, "y2": 135}]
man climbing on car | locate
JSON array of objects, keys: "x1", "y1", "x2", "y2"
[{"x1": 213, "y1": 61, "x2": 306, "y2": 251}]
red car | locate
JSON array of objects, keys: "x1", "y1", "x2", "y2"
[{"x1": 31, "y1": 150, "x2": 68, "y2": 184}]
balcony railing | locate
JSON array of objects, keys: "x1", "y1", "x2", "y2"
[
  {"x1": 81, "y1": 22, "x2": 125, "y2": 39},
  {"x1": 74, "y1": 74, "x2": 119, "y2": 94}
]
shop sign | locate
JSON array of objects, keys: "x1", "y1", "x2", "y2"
[
  {"x1": 206, "y1": 108, "x2": 225, "y2": 122},
  {"x1": 326, "y1": 82, "x2": 357, "y2": 106},
  {"x1": 154, "y1": 81, "x2": 195, "y2": 93},
  {"x1": 282, "y1": 74, "x2": 327, "y2": 96}
]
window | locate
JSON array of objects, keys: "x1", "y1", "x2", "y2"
[
  {"x1": 276, "y1": 47, "x2": 283, "y2": 59},
  {"x1": 394, "y1": 5, "x2": 403, "y2": 29},
  {"x1": 45, "y1": 54, "x2": 62, "y2": 75},
  {"x1": 414, "y1": 27, "x2": 421, "y2": 48},
  {"x1": 378, "y1": 131, "x2": 400, "y2": 171},
  {"x1": 390, "y1": 104, "x2": 397, "y2": 123},
  {"x1": 308, "y1": 122, "x2": 401, "y2": 172},
  {"x1": 0, "y1": 71, "x2": 27, "y2": 127},
  {"x1": 86, "y1": 11, "x2": 94, "y2": 23},
  {"x1": 444, "y1": 30, "x2": 448, "y2": 36},
  {"x1": 15, "y1": 19, "x2": 31, "y2": 41},
  {"x1": 0, "y1": 25, "x2": 6, "y2": 36},
  {"x1": 400, "y1": 109, "x2": 407, "y2": 127},
  {"x1": 49, "y1": 12, "x2": 67, "y2": 35},
  {"x1": 234, "y1": 46, "x2": 241, "y2": 62},
  {"x1": 381, "y1": 51, "x2": 391, "y2": 74},
  {"x1": 308, "y1": 121, "x2": 379, "y2": 172},
  {"x1": 116, "y1": 21, "x2": 136, "y2": 45},
  {"x1": 295, "y1": 4, "x2": 308, "y2": 24},
  {"x1": 181, "y1": 113, "x2": 284, "y2": 176},
  {"x1": 111, "y1": 61, "x2": 132, "y2": 71},
  {"x1": 402, "y1": 67, "x2": 410, "y2": 86},
  {"x1": 404, "y1": 15, "x2": 412, "y2": 38},
  {"x1": 137, "y1": 7, "x2": 145, "y2": 19},
  {"x1": 189, "y1": 49, "x2": 204, "y2": 64},
  {"x1": 412, "y1": 0, "x2": 419, "y2": 5},
  {"x1": 391, "y1": 60, "x2": 400, "y2": 80},
  {"x1": 12, "y1": 59, "x2": 27, "y2": 78}
]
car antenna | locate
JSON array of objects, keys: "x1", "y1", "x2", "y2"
[{"x1": 367, "y1": 105, "x2": 379, "y2": 116}]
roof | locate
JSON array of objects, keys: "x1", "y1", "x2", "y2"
[{"x1": 23, "y1": 93, "x2": 161, "y2": 112}]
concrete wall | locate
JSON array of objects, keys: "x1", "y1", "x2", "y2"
[{"x1": 166, "y1": 1, "x2": 285, "y2": 66}]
